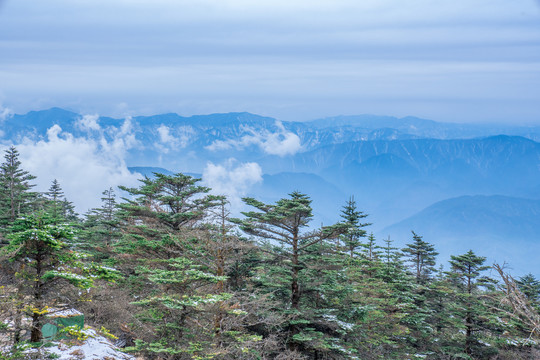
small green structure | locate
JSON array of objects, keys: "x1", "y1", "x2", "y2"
[{"x1": 42, "y1": 308, "x2": 85, "y2": 339}]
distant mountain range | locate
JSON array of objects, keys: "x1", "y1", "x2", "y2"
[
  {"x1": 382, "y1": 195, "x2": 540, "y2": 275},
  {"x1": 4, "y1": 108, "x2": 540, "y2": 275}
]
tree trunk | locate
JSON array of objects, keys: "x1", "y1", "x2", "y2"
[
  {"x1": 289, "y1": 229, "x2": 301, "y2": 352},
  {"x1": 30, "y1": 248, "x2": 44, "y2": 343},
  {"x1": 465, "y1": 312, "x2": 472, "y2": 356},
  {"x1": 30, "y1": 312, "x2": 42, "y2": 343},
  {"x1": 291, "y1": 237, "x2": 300, "y2": 310}
]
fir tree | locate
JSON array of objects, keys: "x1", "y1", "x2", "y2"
[
  {"x1": 448, "y1": 250, "x2": 495, "y2": 357},
  {"x1": 402, "y1": 231, "x2": 438, "y2": 284},
  {"x1": 358, "y1": 232, "x2": 382, "y2": 278},
  {"x1": 516, "y1": 273, "x2": 540, "y2": 307},
  {"x1": 45, "y1": 179, "x2": 64, "y2": 220},
  {"x1": 0, "y1": 146, "x2": 37, "y2": 229},
  {"x1": 83, "y1": 187, "x2": 120, "y2": 249},
  {"x1": 0, "y1": 213, "x2": 119, "y2": 343},
  {"x1": 339, "y1": 196, "x2": 370, "y2": 257},
  {"x1": 43, "y1": 179, "x2": 78, "y2": 223},
  {"x1": 116, "y1": 173, "x2": 259, "y2": 358},
  {"x1": 233, "y1": 192, "x2": 356, "y2": 358}
]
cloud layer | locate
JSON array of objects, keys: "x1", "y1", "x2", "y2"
[
  {"x1": 3, "y1": 119, "x2": 141, "y2": 214},
  {"x1": 0, "y1": 0, "x2": 539, "y2": 123},
  {"x1": 155, "y1": 124, "x2": 194, "y2": 153},
  {"x1": 206, "y1": 121, "x2": 302, "y2": 156},
  {"x1": 202, "y1": 158, "x2": 262, "y2": 210}
]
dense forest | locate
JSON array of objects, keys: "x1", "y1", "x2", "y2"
[{"x1": 0, "y1": 146, "x2": 539, "y2": 360}]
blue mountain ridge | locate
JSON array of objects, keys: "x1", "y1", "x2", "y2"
[
  {"x1": 381, "y1": 195, "x2": 540, "y2": 276},
  {"x1": 5, "y1": 108, "x2": 540, "y2": 275}
]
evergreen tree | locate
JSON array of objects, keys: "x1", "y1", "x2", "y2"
[
  {"x1": 516, "y1": 273, "x2": 540, "y2": 308},
  {"x1": 381, "y1": 236, "x2": 402, "y2": 282},
  {"x1": 339, "y1": 196, "x2": 370, "y2": 257},
  {"x1": 43, "y1": 179, "x2": 78, "y2": 222},
  {"x1": 83, "y1": 187, "x2": 120, "y2": 249},
  {"x1": 0, "y1": 213, "x2": 119, "y2": 343},
  {"x1": 0, "y1": 146, "x2": 37, "y2": 229},
  {"x1": 426, "y1": 265, "x2": 458, "y2": 350},
  {"x1": 116, "y1": 173, "x2": 260, "y2": 358},
  {"x1": 45, "y1": 179, "x2": 64, "y2": 220},
  {"x1": 402, "y1": 231, "x2": 438, "y2": 284},
  {"x1": 358, "y1": 232, "x2": 382, "y2": 278},
  {"x1": 61, "y1": 197, "x2": 78, "y2": 221},
  {"x1": 448, "y1": 250, "x2": 495, "y2": 357},
  {"x1": 233, "y1": 192, "x2": 357, "y2": 358},
  {"x1": 346, "y1": 233, "x2": 422, "y2": 358}
]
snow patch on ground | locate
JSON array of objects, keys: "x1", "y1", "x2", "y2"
[{"x1": 47, "y1": 328, "x2": 134, "y2": 360}]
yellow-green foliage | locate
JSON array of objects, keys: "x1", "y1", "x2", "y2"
[{"x1": 58, "y1": 325, "x2": 91, "y2": 341}]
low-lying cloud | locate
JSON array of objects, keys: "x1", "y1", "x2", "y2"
[
  {"x1": 76, "y1": 114, "x2": 101, "y2": 132},
  {"x1": 206, "y1": 121, "x2": 301, "y2": 156},
  {"x1": 5, "y1": 119, "x2": 141, "y2": 214},
  {"x1": 0, "y1": 105, "x2": 13, "y2": 128},
  {"x1": 202, "y1": 158, "x2": 263, "y2": 210},
  {"x1": 155, "y1": 124, "x2": 194, "y2": 153}
]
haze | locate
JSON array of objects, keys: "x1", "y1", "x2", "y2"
[{"x1": 1, "y1": 0, "x2": 540, "y2": 124}]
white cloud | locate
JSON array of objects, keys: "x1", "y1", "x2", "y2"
[
  {"x1": 202, "y1": 158, "x2": 262, "y2": 210},
  {"x1": 9, "y1": 123, "x2": 141, "y2": 214},
  {"x1": 0, "y1": 104, "x2": 13, "y2": 122},
  {"x1": 101, "y1": 116, "x2": 139, "y2": 153},
  {"x1": 206, "y1": 121, "x2": 302, "y2": 156},
  {"x1": 155, "y1": 124, "x2": 194, "y2": 153},
  {"x1": 47, "y1": 124, "x2": 63, "y2": 140},
  {"x1": 157, "y1": 124, "x2": 174, "y2": 144},
  {"x1": 76, "y1": 114, "x2": 101, "y2": 132}
]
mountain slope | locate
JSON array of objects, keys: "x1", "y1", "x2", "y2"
[{"x1": 381, "y1": 195, "x2": 540, "y2": 274}]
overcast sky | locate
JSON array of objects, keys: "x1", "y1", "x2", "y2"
[{"x1": 1, "y1": 0, "x2": 540, "y2": 123}]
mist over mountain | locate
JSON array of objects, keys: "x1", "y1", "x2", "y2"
[
  {"x1": 307, "y1": 114, "x2": 540, "y2": 141},
  {"x1": 382, "y1": 195, "x2": 540, "y2": 275},
  {"x1": 3, "y1": 107, "x2": 540, "y2": 275}
]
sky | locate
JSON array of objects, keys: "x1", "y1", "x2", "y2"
[{"x1": 0, "y1": 0, "x2": 540, "y2": 124}]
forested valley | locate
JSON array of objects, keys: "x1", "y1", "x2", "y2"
[{"x1": 0, "y1": 146, "x2": 539, "y2": 360}]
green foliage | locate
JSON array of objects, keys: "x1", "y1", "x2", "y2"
[
  {"x1": 339, "y1": 195, "x2": 371, "y2": 257},
  {"x1": 43, "y1": 179, "x2": 77, "y2": 223},
  {"x1": 402, "y1": 231, "x2": 438, "y2": 284},
  {"x1": 0, "y1": 214, "x2": 119, "y2": 343},
  {"x1": 234, "y1": 192, "x2": 359, "y2": 357},
  {"x1": 58, "y1": 325, "x2": 91, "y2": 341},
  {"x1": 113, "y1": 173, "x2": 265, "y2": 359},
  {"x1": 446, "y1": 250, "x2": 500, "y2": 358},
  {"x1": 517, "y1": 273, "x2": 540, "y2": 308},
  {"x1": 0, "y1": 160, "x2": 535, "y2": 358},
  {"x1": 0, "y1": 146, "x2": 37, "y2": 230}
]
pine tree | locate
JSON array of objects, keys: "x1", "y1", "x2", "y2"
[
  {"x1": 402, "y1": 231, "x2": 438, "y2": 285},
  {"x1": 232, "y1": 192, "x2": 357, "y2": 358},
  {"x1": 339, "y1": 196, "x2": 370, "y2": 257},
  {"x1": 381, "y1": 236, "x2": 402, "y2": 282},
  {"x1": 61, "y1": 197, "x2": 78, "y2": 221},
  {"x1": 0, "y1": 146, "x2": 37, "y2": 229},
  {"x1": 516, "y1": 273, "x2": 540, "y2": 308},
  {"x1": 83, "y1": 187, "x2": 120, "y2": 249},
  {"x1": 43, "y1": 179, "x2": 78, "y2": 223},
  {"x1": 0, "y1": 213, "x2": 119, "y2": 343},
  {"x1": 448, "y1": 250, "x2": 495, "y2": 357},
  {"x1": 357, "y1": 232, "x2": 381, "y2": 278},
  {"x1": 45, "y1": 179, "x2": 64, "y2": 220},
  {"x1": 116, "y1": 173, "x2": 261, "y2": 358},
  {"x1": 346, "y1": 233, "x2": 422, "y2": 358}
]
